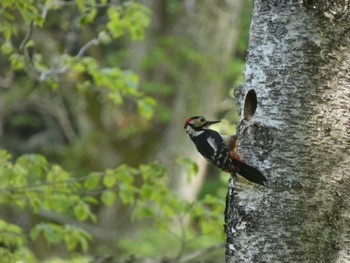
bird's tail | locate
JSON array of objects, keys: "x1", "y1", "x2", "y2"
[{"x1": 230, "y1": 158, "x2": 267, "y2": 186}]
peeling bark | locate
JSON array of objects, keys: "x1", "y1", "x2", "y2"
[{"x1": 225, "y1": 1, "x2": 350, "y2": 262}]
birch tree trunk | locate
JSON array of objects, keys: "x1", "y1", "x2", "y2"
[{"x1": 225, "y1": 1, "x2": 350, "y2": 262}]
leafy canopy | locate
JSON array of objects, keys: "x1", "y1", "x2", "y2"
[
  {"x1": 0, "y1": 0, "x2": 226, "y2": 261},
  {"x1": 0, "y1": 150, "x2": 225, "y2": 261},
  {"x1": 0, "y1": 0, "x2": 155, "y2": 119}
]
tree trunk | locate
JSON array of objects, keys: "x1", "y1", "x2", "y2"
[{"x1": 225, "y1": 1, "x2": 350, "y2": 262}]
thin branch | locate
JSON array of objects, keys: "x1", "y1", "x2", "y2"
[
  {"x1": 39, "y1": 210, "x2": 119, "y2": 241},
  {"x1": 17, "y1": 19, "x2": 102, "y2": 82},
  {"x1": 40, "y1": 1, "x2": 76, "y2": 19},
  {"x1": 19, "y1": 21, "x2": 34, "y2": 52},
  {"x1": 18, "y1": 0, "x2": 117, "y2": 82},
  {"x1": 0, "y1": 173, "x2": 100, "y2": 193},
  {"x1": 38, "y1": 36, "x2": 101, "y2": 81},
  {"x1": 6, "y1": 187, "x2": 107, "y2": 199},
  {"x1": 51, "y1": 94, "x2": 78, "y2": 142},
  {"x1": 19, "y1": 21, "x2": 41, "y2": 80},
  {"x1": 39, "y1": 65, "x2": 69, "y2": 81},
  {"x1": 76, "y1": 38, "x2": 100, "y2": 57},
  {"x1": 40, "y1": 0, "x2": 113, "y2": 18}
]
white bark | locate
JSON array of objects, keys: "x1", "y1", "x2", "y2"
[{"x1": 225, "y1": 1, "x2": 350, "y2": 262}]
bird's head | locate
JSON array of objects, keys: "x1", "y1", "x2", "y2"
[{"x1": 184, "y1": 116, "x2": 220, "y2": 136}]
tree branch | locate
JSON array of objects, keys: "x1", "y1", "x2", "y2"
[
  {"x1": 76, "y1": 38, "x2": 100, "y2": 57},
  {"x1": 39, "y1": 210, "x2": 119, "y2": 241},
  {"x1": 19, "y1": 21, "x2": 34, "y2": 52}
]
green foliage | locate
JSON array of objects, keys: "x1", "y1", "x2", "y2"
[
  {"x1": 107, "y1": 2, "x2": 151, "y2": 40},
  {"x1": 101, "y1": 190, "x2": 116, "y2": 207},
  {"x1": 0, "y1": 219, "x2": 25, "y2": 248},
  {"x1": 0, "y1": 149, "x2": 226, "y2": 261},
  {"x1": 119, "y1": 191, "x2": 225, "y2": 259},
  {"x1": 0, "y1": 0, "x2": 41, "y2": 40},
  {"x1": 42, "y1": 256, "x2": 91, "y2": 263},
  {"x1": 0, "y1": 0, "x2": 246, "y2": 261},
  {"x1": 30, "y1": 223, "x2": 92, "y2": 251},
  {"x1": 0, "y1": 0, "x2": 156, "y2": 119},
  {"x1": 137, "y1": 96, "x2": 157, "y2": 120},
  {"x1": 0, "y1": 152, "x2": 89, "y2": 259}
]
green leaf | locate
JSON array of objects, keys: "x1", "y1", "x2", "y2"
[
  {"x1": 15, "y1": 154, "x2": 48, "y2": 180},
  {"x1": 31, "y1": 223, "x2": 92, "y2": 251},
  {"x1": 83, "y1": 196, "x2": 98, "y2": 204},
  {"x1": 0, "y1": 220, "x2": 25, "y2": 247},
  {"x1": 9, "y1": 53, "x2": 24, "y2": 70},
  {"x1": 63, "y1": 225, "x2": 92, "y2": 251},
  {"x1": 98, "y1": 31, "x2": 111, "y2": 44},
  {"x1": 30, "y1": 225, "x2": 40, "y2": 241},
  {"x1": 140, "y1": 162, "x2": 166, "y2": 181},
  {"x1": 78, "y1": 8, "x2": 97, "y2": 25},
  {"x1": 107, "y1": 6, "x2": 123, "y2": 38},
  {"x1": 137, "y1": 96, "x2": 156, "y2": 120},
  {"x1": 123, "y1": 70, "x2": 139, "y2": 91},
  {"x1": 84, "y1": 172, "x2": 101, "y2": 190},
  {"x1": 108, "y1": 92, "x2": 123, "y2": 105},
  {"x1": 103, "y1": 171, "x2": 116, "y2": 188},
  {"x1": 132, "y1": 204, "x2": 156, "y2": 219},
  {"x1": 74, "y1": 202, "x2": 89, "y2": 221},
  {"x1": 0, "y1": 150, "x2": 12, "y2": 164},
  {"x1": 101, "y1": 190, "x2": 116, "y2": 207},
  {"x1": 64, "y1": 234, "x2": 78, "y2": 251},
  {"x1": 75, "y1": 0, "x2": 85, "y2": 10},
  {"x1": 119, "y1": 184, "x2": 136, "y2": 205},
  {"x1": 71, "y1": 61, "x2": 86, "y2": 73},
  {"x1": 140, "y1": 184, "x2": 153, "y2": 199},
  {"x1": 47, "y1": 164, "x2": 71, "y2": 182},
  {"x1": 123, "y1": 2, "x2": 151, "y2": 40},
  {"x1": 114, "y1": 165, "x2": 135, "y2": 184},
  {"x1": 1, "y1": 41, "x2": 13, "y2": 55},
  {"x1": 106, "y1": 3, "x2": 151, "y2": 40},
  {"x1": 30, "y1": 223, "x2": 62, "y2": 245}
]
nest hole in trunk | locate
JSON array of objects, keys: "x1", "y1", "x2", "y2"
[{"x1": 243, "y1": 89, "x2": 257, "y2": 120}]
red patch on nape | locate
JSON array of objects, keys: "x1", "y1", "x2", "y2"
[{"x1": 184, "y1": 118, "x2": 193, "y2": 128}]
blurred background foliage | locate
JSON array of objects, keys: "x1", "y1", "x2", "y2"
[{"x1": 0, "y1": 0, "x2": 252, "y2": 262}]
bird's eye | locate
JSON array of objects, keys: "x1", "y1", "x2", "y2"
[{"x1": 200, "y1": 117, "x2": 205, "y2": 122}]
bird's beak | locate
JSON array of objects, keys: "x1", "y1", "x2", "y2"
[{"x1": 206, "y1": 120, "x2": 221, "y2": 126}]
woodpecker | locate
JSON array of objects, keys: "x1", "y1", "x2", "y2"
[{"x1": 184, "y1": 116, "x2": 267, "y2": 185}]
